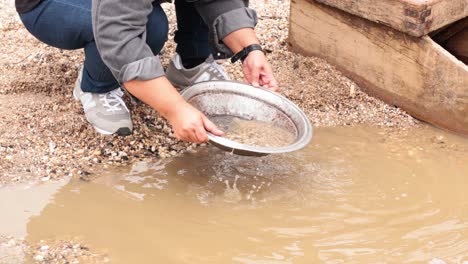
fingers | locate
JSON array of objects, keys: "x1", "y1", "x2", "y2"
[
  {"x1": 176, "y1": 116, "x2": 217, "y2": 144},
  {"x1": 175, "y1": 123, "x2": 206, "y2": 144},
  {"x1": 250, "y1": 65, "x2": 260, "y2": 87},
  {"x1": 194, "y1": 126, "x2": 208, "y2": 143},
  {"x1": 177, "y1": 129, "x2": 204, "y2": 143},
  {"x1": 175, "y1": 130, "x2": 197, "y2": 143},
  {"x1": 243, "y1": 64, "x2": 253, "y2": 84},
  {"x1": 260, "y1": 64, "x2": 279, "y2": 92},
  {"x1": 242, "y1": 51, "x2": 278, "y2": 90},
  {"x1": 265, "y1": 76, "x2": 279, "y2": 92},
  {"x1": 243, "y1": 55, "x2": 261, "y2": 87},
  {"x1": 202, "y1": 115, "x2": 224, "y2": 136}
]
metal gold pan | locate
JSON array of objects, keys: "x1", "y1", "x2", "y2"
[{"x1": 181, "y1": 81, "x2": 313, "y2": 156}]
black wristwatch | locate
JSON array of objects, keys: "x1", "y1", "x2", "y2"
[{"x1": 230, "y1": 44, "x2": 263, "y2": 63}]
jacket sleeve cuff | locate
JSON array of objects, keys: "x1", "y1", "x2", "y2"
[
  {"x1": 211, "y1": 7, "x2": 258, "y2": 59},
  {"x1": 118, "y1": 56, "x2": 166, "y2": 83}
]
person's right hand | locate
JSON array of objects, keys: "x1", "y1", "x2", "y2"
[
  {"x1": 243, "y1": 50, "x2": 279, "y2": 92},
  {"x1": 166, "y1": 101, "x2": 224, "y2": 143}
]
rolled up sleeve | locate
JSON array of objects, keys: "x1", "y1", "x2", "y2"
[
  {"x1": 193, "y1": 0, "x2": 258, "y2": 59},
  {"x1": 92, "y1": 0, "x2": 165, "y2": 83}
]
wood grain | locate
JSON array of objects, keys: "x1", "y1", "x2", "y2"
[
  {"x1": 289, "y1": 0, "x2": 468, "y2": 135},
  {"x1": 312, "y1": 0, "x2": 468, "y2": 37}
]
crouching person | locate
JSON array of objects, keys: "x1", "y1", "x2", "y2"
[{"x1": 16, "y1": 0, "x2": 278, "y2": 142}]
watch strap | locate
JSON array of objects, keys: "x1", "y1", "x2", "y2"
[{"x1": 231, "y1": 44, "x2": 263, "y2": 63}]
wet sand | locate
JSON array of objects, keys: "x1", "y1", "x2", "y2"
[{"x1": 210, "y1": 116, "x2": 297, "y2": 147}]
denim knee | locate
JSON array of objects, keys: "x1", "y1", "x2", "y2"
[
  {"x1": 19, "y1": 0, "x2": 94, "y2": 50},
  {"x1": 146, "y1": 4, "x2": 169, "y2": 55}
]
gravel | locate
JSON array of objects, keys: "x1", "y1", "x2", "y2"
[
  {"x1": 0, "y1": 235, "x2": 107, "y2": 263},
  {"x1": 0, "y1": 0, "x2": 417, "y2": 185}
]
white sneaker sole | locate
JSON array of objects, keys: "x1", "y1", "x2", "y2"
[
  {"x1": 93, "y1": 124, "x2": 132, "y2": 136},
  {"x1": 93, "y1": 126, "x2": 114, "y2": 135},
  {"x1": 73, "y1": 82, "x2": 81, "y2": 101}
]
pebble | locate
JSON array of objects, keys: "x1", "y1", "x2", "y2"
[
  {"x1": 429, "y1": 258, "x2": 447, "y2": 264},
  {"x1": 40, "y1": 245, "x2": 50, "y2": 251},
  {"x1": 7, "y1": 238, "x2": 16, "y2": 247},
  {"x1": 34, "y1": 254, "x2": 44, "y2": 261},
  {"x1": 40, "y1": 176, "x2": 50, "y2": 182}
]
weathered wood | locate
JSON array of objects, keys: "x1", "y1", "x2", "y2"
[
  {"x1": 289, "y1": 0, "x2": 468, "y2": 135},
  {"x1": 312, "y1": 0, "x2": 468, "y2": 37}
]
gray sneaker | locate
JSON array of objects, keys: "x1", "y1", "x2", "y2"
[
  {"x1": 166, "y1": 53, "x2": 230, "y2": 90},
  {"x1": 73, "y1": 67, "x2": 133, "y2": 136}
]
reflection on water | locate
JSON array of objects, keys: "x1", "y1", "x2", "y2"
[{"x1": 2, "y1": 126, "x2": 468, "y2": 263}]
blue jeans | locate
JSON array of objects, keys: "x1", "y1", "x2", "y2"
[{"x1": 19, "y1": 0, "x2": 210, "y2": 93}]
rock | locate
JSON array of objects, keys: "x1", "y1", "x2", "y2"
[
  {"x1": 40, "y1": 176, "x2": 50, "y2": 182},
  {"x1": 34, "y1": 254, "x2": 44, "y2": 261},
  {"x1": 7, "y1": 238, "x2": 16, "y2": 247},
  {"x1": 40, "y1": 245, "x2": 49, "y2": 251}
]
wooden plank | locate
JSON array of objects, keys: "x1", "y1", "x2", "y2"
[
  {"x1": 312, "y1": 0, "x2": 468, "y2": 37},
  {"x1": 289, "y1": 0, "x2": 468, "y2": 135},
  {"x1": 429, "y1": 0, "x2": 468, "y2": 36}
]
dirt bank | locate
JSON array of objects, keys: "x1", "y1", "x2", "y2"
[{"x1": 0, "y1": 0, "x2": 418, "y2": 186}]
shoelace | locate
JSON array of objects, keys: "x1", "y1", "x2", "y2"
[
  {"x1": 99, "y1": 88, "x2": 129, "y2": 113},
  {"x1": 207, "y1": 60, "x2": 230, "y2": 80}
]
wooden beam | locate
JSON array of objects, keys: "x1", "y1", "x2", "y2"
[
  {"x1": 289, "y1": 0, "x2": 468, "y2": 135},
  {"x1": 312, "y1": 0, "x2": 468, "y2": 37}
]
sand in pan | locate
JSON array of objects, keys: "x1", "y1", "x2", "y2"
[{"x1": 210, "y1": 115, "x2": 296, "y2": 148}]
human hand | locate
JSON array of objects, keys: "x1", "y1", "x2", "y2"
[
  {"x1": 166, "y1": 101, "x2": 224, "y2": 143},
  {"x1": 242, "y1": 50, "x2": 279, "y2": 92}
]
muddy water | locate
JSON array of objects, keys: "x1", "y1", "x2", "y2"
[{"x1": 2, "y1": 126, "x2": 468, "y2": 263}]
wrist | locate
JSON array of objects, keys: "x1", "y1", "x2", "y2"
[
  {"x1": 244, "y1": 49, "x2": 265, "y2": 61},
  {"x1": 162, "y1": 98, "x2": 186, "y2": 121},
  {"x1": 223, "y1": 28, "x2": 260, "y2": 53}
]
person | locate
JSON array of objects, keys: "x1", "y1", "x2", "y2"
[{"x1": 15, "y1": 0, "x2": 278, "y2": 143}]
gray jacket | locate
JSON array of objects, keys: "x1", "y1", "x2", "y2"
[{"x1": 92, "y1": 0, "x2": 258, "y2": 83}]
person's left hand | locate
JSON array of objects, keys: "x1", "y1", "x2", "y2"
[{"x1": 242, "y1": 50, "x2": 279, "y2": 92}]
